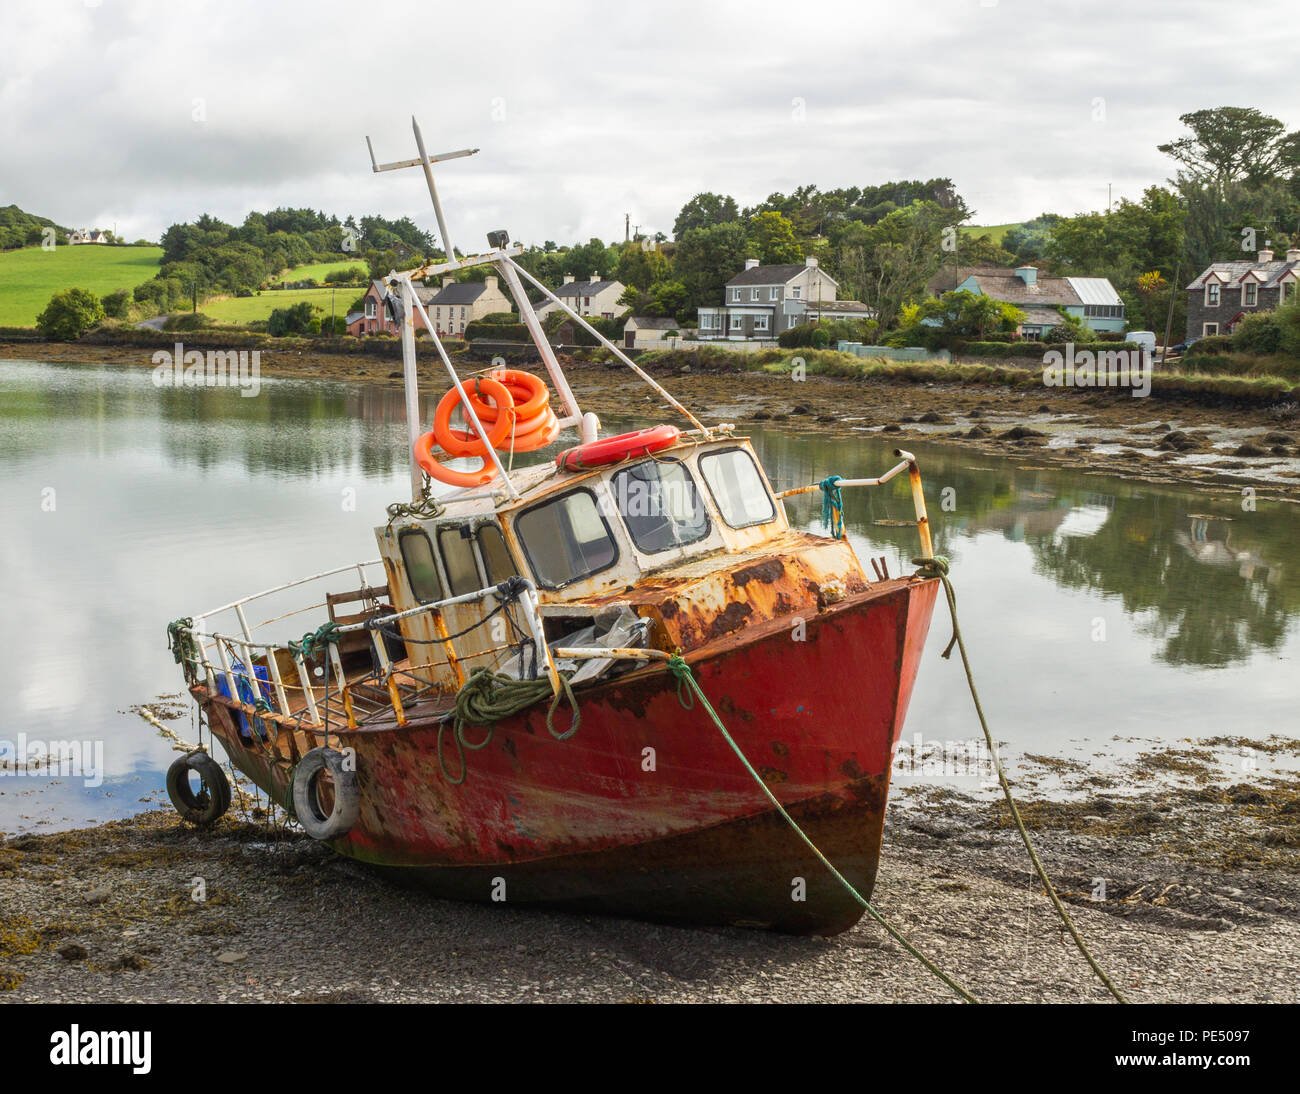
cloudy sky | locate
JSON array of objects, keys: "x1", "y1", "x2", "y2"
[{"x1": 2, "y1": 0, "x2": 1297, "y2": 250}]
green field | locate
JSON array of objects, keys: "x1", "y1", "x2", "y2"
[
  {"x1": 0, "y1": 244, "x2": 162, "y2": 326},
  {"x1": 273, "y1": 259, "x2": 369, "y2": 285},
  {"x1": 962, "y1": 223, "x2": 1022, "y2": 245},
  {"x1": 202, "y1": 286, "x2": 362, "y2": 325}
]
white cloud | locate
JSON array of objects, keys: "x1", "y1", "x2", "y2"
[{"x1": 1, "y1": 0, "x2": 1297, "y2": 244}]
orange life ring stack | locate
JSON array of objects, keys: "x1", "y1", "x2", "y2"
[{"x1": 414, "y1": 370, "x2": 562, "y2": 489}]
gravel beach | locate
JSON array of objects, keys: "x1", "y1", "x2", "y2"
[{"x1": 4, "y1": 758, "x2": 1297, "y2": 1004}]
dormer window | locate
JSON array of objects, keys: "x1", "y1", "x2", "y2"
[
  {"x1": 1205, "y1": 282, "x2": 1220, "y2": 307},
  {"x1": 1243, "y1": 282, "x2": 1258, "y2": 307}
]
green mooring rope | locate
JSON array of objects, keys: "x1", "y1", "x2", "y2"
[
  {"x1": 665, "y1": 652, "x2": 981, "y2": 1004},
  {"x1": 438, "y1": 668, "x2": 581, "y2": 785},
  {"x1": 290, "y1": 621, "x2": 341, "y2": 661},
  {"x1": 166, "y1": 617, "x2": 199, "y2": 685},
  {"x1": 911, "y1": 555, "x2": 1129, "y2": 1004}
]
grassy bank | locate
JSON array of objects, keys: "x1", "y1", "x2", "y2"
[{"x1": 0, "y1": 245, "x2": 163, "y2": 325}]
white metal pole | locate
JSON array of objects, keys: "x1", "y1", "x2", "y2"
[
  {"x1": 494, "y1": 258, "x2": 583, "y2": 423},
  {"x1": 503, "y1": 256, "x2": 710, "y2": 436},
  {"x1": 412, "y1": 117, "x2": 456, "y2": 263},
  {"x1": 399, "y1": 279, "x2": 424, "y2": 502}
]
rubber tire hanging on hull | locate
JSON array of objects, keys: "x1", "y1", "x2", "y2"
[
  {"x1": 292, "y1": 748, "x2": 360, "y2": 841},
  {"x1": 166, "y1": 750, "x2": 232, "y2": 826}
]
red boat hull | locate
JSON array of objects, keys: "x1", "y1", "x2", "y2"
[{"x1": 204, "y1": 576, "x2": 938, "y2": 934}]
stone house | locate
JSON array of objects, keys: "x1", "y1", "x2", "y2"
[{"x1": 1184, "y1": 247, "x2": 1300, "y2": 341}]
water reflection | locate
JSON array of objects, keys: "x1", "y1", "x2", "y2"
[{"x1": 1, "y1": 359, "x2": 1296, "y2": 832}]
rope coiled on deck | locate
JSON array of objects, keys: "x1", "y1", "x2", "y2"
[{"x1": 438, "y1": 668, "x2": 581, "y2": 786}]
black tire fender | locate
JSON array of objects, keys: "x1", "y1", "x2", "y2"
[
  {"x1": 291, "y1": 747, "x2": 359, "y2": 841},
  {"x1": 165, "y1": 750, "x2": 231, "y2": 826}
]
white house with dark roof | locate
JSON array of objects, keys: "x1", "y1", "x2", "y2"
[
  {"x1": 1184, "y1": 247, "x2": 1300, "y2": 341},
  {"x1": 425, "y1": 275, "x2": 513, "y2": 336},
  {"x1": 696, "y1": 256, "x2": 871, "y2": 341},
  {"x1": 534, "y1": 274, "x2": 626, "y2": 320},
  {"x1": 345, "y1": 276, "x2": 513, "y2": 337}
]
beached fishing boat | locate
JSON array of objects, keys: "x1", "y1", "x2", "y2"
[{"x1": 163, "y1": 123, "x2": 939, "y2": 934}]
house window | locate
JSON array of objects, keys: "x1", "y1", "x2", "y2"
[
  {"x1": 365, "y1": 298, "x2": 376, "y2": 319},
  {"x1": 754, "y1": 315, "x2": 769, "y2": 331},
  {"x1": 1203, "y1": 322, "x2": 1219, "y2": 336},
  {"x1": 1282, "y1": 281, "x2": 1294, "y2": 304},
  {"x1": 751, "y1": 288, "x2": 759, "y2": 301},
  {"x1": 460, "y1": 306, "x2": 466, "y2": 318},
  {"x1": 732, "y1": 288, "x2": 741, "y2": 302},
  {"x1": 791, "y1": 286, "x2": 801, "y2": 299},
  {"x1": 1205, "y1": 282, "x2": 1220, "y2": 307},
  {"x1": 730, "y1": 316, "x2": 743, "y2": 331},
  {"x1": 1243, "y1": 282, "x2": 1258, "y2": 307},
  {"x1": 769, "y1": 287, "x2": 778, "y2": 301}
]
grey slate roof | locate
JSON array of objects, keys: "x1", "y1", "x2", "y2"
[
  {"x1": 1186, "y1": 259, "x2": 1300, "y2": 290},
  {"x1": 626, "y1": 316, "x2": 679, "y2": 329},
  {"x1": 344, "y1": 310, "x2": 364, "y2": 324},
  {"x1": 427, "y1": 281, "x2": 490, "y2": 306},
  {"x1": 555, "y1": 279, "x2": 618, "y2": 297}
]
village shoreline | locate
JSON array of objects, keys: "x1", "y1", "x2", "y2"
[{"x1": 6, "y1": 340, "x2": 1298, "y2": 501}]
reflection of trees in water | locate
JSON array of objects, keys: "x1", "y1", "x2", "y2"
[
  {"x1": 1028, "y1": 501, "x2": 1290, "y2": 668},
  {"x1": 155, "y1": 383, "x2": 410, "y2": 478},
  {"x1": 746, "y1": 430, "x2": 1295, "y2": 669}
]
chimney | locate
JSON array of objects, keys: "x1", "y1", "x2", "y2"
[
  {"x1": 441, "y1": 276, "x2": 455, "y2": 287},
  {"x1": 484, "y1": 275, "x2": 498, "y2": 292},
  {"x1": 562, "y1": 274, "x2": 575, "y2": 285},
  {"x1": 744, "y1": 258, "x2": 760, "y2": 270},
  {"x1": 1259, "y1": 248, "x2": 1274, "y2": 264},
  {"x1": 1287, "y1": 248, "x2": 1300, "y2": 264},
  {"x1": 1015, "y1": 265, "x2": 1038, "y2": 287},
  {"x1": 805, "y1": 256, "x2": 818, "y2": 268},
  {"x1": 591, "y1": 271, "x2": 600, "y2": 282}
]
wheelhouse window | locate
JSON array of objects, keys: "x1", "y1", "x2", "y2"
[
  {"x1": 515, "y1": 489, "x2": 619, "y2": 589},
  {"x1": 437, "y1": 524, "x2": 481, "y2": 596},
  {"x1": 476, "y1": 523, "x2": 518, "y2": 583},
  {"x1": 398, "y1": 528, "x2": 444, "y2": 603},
  {"x1": 698, "y1": 448, "x2": 777, "y2": 529},
  {"x1": 612, "y1": 459, "x2": 710, "y2": 554}
]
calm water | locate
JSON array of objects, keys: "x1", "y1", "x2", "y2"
[{"x1": 1, "y1": 358, "x2": 1297, "y2": 833}]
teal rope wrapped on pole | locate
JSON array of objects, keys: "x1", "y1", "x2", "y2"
[{"x1": 819, "y1": 475, "x2": 844, "y2": 539}]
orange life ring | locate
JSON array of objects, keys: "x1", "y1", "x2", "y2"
[
  {"x1": 467, "y1": 370, "x2": 549, "y2": 420},
  {"x1": 555, "y1": 425, "x2": 680, "y2": 473},
  {"x1": 414, "y1": 430, "x2": 499, "y2": 489},
  {"x1": 432, "y1": 378, "x2": 516, "y2": 457}
]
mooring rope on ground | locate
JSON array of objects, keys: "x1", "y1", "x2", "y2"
[
  {"x1": 911, "y1": 555, "x2": 1129, "y2": 1004},
  {"x1": 665, "y1": 653, "x2": 981, "y2": 1004}
]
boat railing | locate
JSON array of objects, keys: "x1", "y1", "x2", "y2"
[
  {"x1": 177, "y1": 567, "x2": 555, "y2": 731},
  {"x1": 775, "y1": 448, "x2": 934, "y2": 559}
]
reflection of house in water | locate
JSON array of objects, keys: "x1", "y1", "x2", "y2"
[
  {"x1": 1176, "y1": 517, "x2": 1279, "y2": 585},
  {"x1": 959, "y1": 491, "x2": 1073, "y2": 541}
]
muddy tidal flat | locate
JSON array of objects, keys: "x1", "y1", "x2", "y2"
[{"x1": 3, "y1": 750, "x2": 1297, "y2": 1004}]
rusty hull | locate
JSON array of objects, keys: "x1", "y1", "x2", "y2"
[{"x1": 198, "y1": 573, "x2": 939, "y2": 934}]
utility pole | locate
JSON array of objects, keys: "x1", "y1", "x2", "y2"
[{"x1": 625, "y1": 213, "x2": 630, "y2": 243}]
